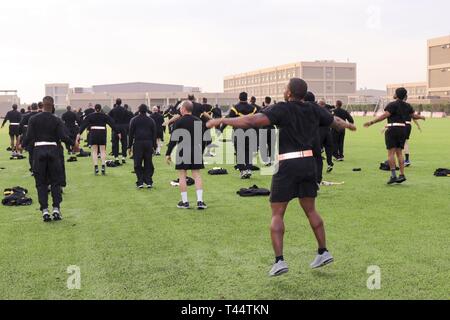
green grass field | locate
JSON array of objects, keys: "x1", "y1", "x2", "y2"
[{"x1": 0, "y1": 118, "x2": 449, "y2": 300}]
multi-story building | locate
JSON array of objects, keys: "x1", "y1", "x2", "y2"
[
  {"x1": 45, "y1": 82, "x2": 236, "y2": 111},
  {"x1": 45, "y1": 84, "x2": 69, "y2": 109},
  {"x1": 224, "y1": 60, "x2": 357, "y2": 104},
  {"x1": 386, "y1": 82, "x2": 428, "y2": 100},
  {"x1": 0, "y1": 90, "x2": 21, "y2": 117},
  {"x1": 386, "y1": 35, "x2": 450, "y2": 105},
  {"x1": 428, "y1": 35, "x2": 450, "y2": 98}
]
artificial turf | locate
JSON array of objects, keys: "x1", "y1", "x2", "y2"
[{"x1": 0, "y1": 117, "x2": 449, "y2": 300}]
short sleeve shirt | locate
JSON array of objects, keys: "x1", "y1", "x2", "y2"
[{"x1": 262, "y1": 101, "x2": 334, "y2": 154}]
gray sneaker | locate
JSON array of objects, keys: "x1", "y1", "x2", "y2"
[
  {"x1": 310, "y1": 251, "x2": 334, "y2": 269},
  {"x1": 269, "y1": 260, "x2": 289, "y2": 277},
  {"x1": 42, "y1": 209, "x2": 51, "y2": 223},
  {"x1": 52, "y1": 207, "x2": 63, "y2": 221}
]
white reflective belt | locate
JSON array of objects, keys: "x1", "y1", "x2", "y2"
[
  {"x1": 34, "y1": 142, "x2": 57, "y2": 147},
  {"x1": 24, "y1": 125, "x2": 28, "y2": 128},
  {"x1": 10, "y1": 123, "x2": 20, "y2": 126},
  {"x1": 405, "y1": 121, "x2": 412, "y2": 125},
  {"x1": 386, "y1": 123, "x2": 406, "y2": 127},
  {"x1": 278, "y1": 150, "x2": 314, "y2": 161},
  {"x1": 91, "y1": 126, "x2": 106, "y2": 130}
]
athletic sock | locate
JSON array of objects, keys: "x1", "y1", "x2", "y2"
[
  {"x1": 318, "y1": 248, "x2": 328, "y2": 255},
  {"x1": 196, "y1": 189, "x2": 203, "y2": 202},
  {"x1": 405, "y1": 154, "x2": 410, "y2": 162},
  {"x1": 391, "y1": 169, "x2": 397, "y2": 178},
  {"x1": 275, "y1": 256, "x2": 284, "y2": 263},
  {"x1": 181, "y1": 192, "x2": 188, "y2": 203}
]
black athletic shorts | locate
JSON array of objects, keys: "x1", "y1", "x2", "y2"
[
  {"x1": 9, "y1": 125, "x2": 20, "y2": 137},
  {"x1": 405, "y1": 124, "x2": 412, "y2": 140},
  {"x1": 175, "y1": 144, "x2": 205, "y2": 171},
  {"x1": 385, "y1": 127, "x2": 407, "y2": 150},
  {"x1": 175, "y1": 163, "x2": 205, "y2": 171},
  {"x1": 270, "y1": 157, "x2": 318, "y2": 203},
  {"x1": 89, "y1": 130, "x2": 107, "y2": 146}
]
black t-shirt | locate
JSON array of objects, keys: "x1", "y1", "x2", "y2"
[
  {"x1": 150, "y1": 112, "x2": 165, "y2": 132},
  {"x1": 212, "y1": 107, "x2": 222, "y2": 119},
  {"x1": 384, "y1": 100, "x2": 414, "y2": 124},
  {"x1": 84, "y1": 108, "x2": 95, "y2": 119},
  {"x1": 262, "y1": 101, "x2": 334, "y2": 154},
  {"x1": 129, "y1": 114, "x2": 157, "y2": 148},
  {"x1": 79, "y1": 112, "x2": 116, "y2": 135},
  {"x1": 108, "y1": 106, "x2": 129, "y2": 125},
  {"x1": 333, "y1": 108, "x2": 354, "y2": 124},
  {"x1": 192, "y1": 102, "x2": 206, "y2": 119},
  {"x1": 3, "y1": 110, "x2": 22, "y2": 125},
  {"x1": 23, "y1": 112, "x2": 73, "y2": 147},
  {"x1": 166, "y1": 114, "x2": 203, "y2": 156},
  {"x1": 403, "y1": 103, "x2": 415, "y2": 122},
  {"x1": 62, "y1": 111, "x2": 79, "y2": 128}
]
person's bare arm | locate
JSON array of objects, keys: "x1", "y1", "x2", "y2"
[
  {"x1": 207, "y1": 113, "x2": 270, "y2": 129},
  {"x1": 364, "y1": 111, "x2": 390, "y2": 127},
  {"x1": 412, "y1": 113, "x2": 426, "y2": 121},
  {"x1": 330, "y1": 117, "x2": 357, "y2": 131},
  {"x1": 413, "y1": 119, "x2": 422, "y2": 132},
  {"x1": 166, "y1": 114, "x2": 181, "y2": 126}
]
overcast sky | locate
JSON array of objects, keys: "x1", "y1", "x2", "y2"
[{"x1": 0, "y1": 0, "x2": 449, "y2": 103}]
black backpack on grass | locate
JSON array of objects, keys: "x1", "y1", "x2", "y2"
[{"x1": 434, "y1": 168, "x2": 450, "y2": 177}]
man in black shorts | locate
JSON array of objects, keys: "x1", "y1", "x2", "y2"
[
  {"x1": 166, "y1": 101, "x2": 207, "y2": 210},
  {"x1": 364, "y1": 88, "x2": 425, "y2": 184},
  {"x1": 2, "y1": 104, "x2": 22, "y2": 155},
  {"x1": 207, "y1": 78, "x2": 356, "y2": 276}
]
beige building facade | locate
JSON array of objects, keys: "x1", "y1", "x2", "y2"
[
  {"x1": 224, "y1": 61, "x2": 357, "y2": 104},
  {"x1": 386, "y1": 82, "x2": 428, "y2": 100},
  {"x1": 386, "y1": 35, "x2": 450, "y2": 104},
  {"x1": 67, "y1": 91, "x2": 237, "y2": 111},
  {"x1": 0, "y1": 91, "x2": 21, "y2": 117},
  {"x1": 45, "y1": 82, "x2": 237, "y2": 111},
  {"x1": 428, "y1": 35, "x2": 450, "y2": 98}
]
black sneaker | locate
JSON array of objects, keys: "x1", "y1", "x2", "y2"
[
  {"x1": 137, "y1": 184, "x2": 144, "y2": 189},
  {"x1": 52, "y1": 208, "x2": 63, "y2": 221},
  {"x1": 42, "y1": 210, "x2": 52, "y2": 223},
  {"x1": 94, "y1": 166, "x2": 99, "y2": 175},
  {"x1": 146, "y1": 184, "x2": 153, "y2": 189},
  {"x1": 122, "y1": 159, "x2": 126, "y2": 164},
  {"x1": 396, "y1": 175, "x2": 407, "y2": 184},
  {"x1": 387, "y1": 176, "x2": 398, "y2": 185},
  {"x1": 327, "y1": 165, "x2": 334, "y2": 173},
  {"x1": 177, "y1": 201, "x2": 190, "y2": 209},
  {"x1": 197, "y1": 201, "x2": 208, "y2": 210},
  {"x1": 101, "y1": 166, "x2": 106, "y2": 175}
]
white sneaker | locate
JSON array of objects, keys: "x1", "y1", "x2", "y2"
[
  {"x1": 310, "y1": 251, "x2": 334, "y2": 269},
  {"x1": 269, "y1": 260, "x2": 289, "y2": 277}
]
